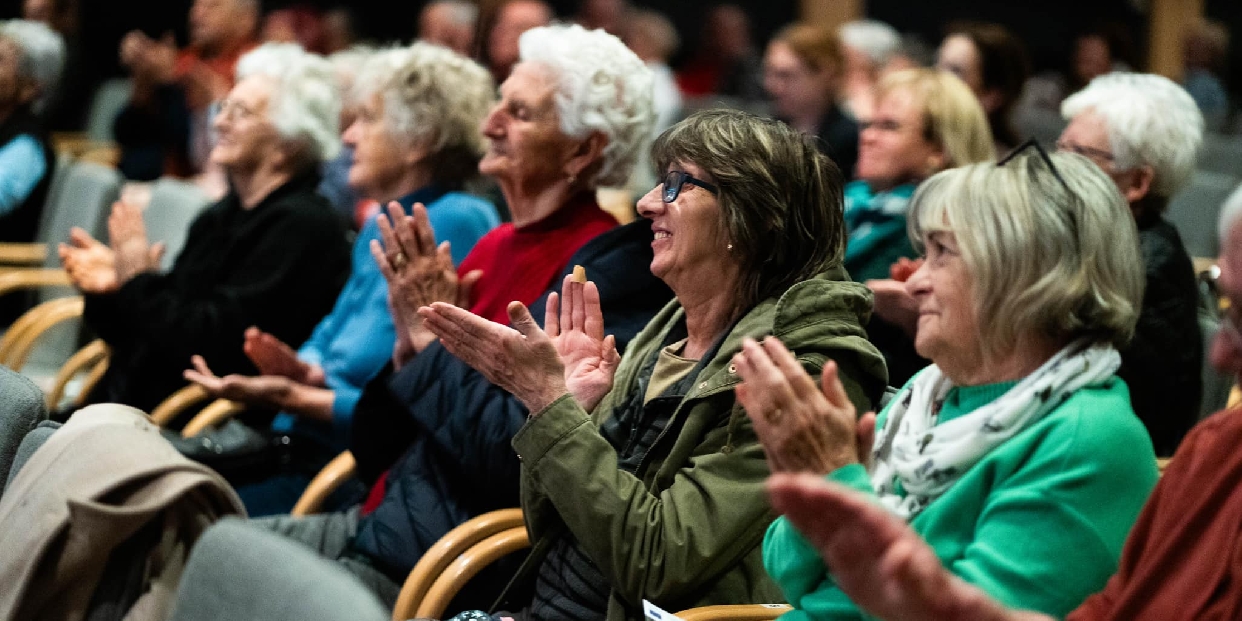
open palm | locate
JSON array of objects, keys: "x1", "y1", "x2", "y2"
[{"x1": 545, "y1": 274, "x2": 620, "y2": 413}]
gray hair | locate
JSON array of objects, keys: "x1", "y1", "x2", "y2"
[
  {"x1": 910, "y1": 151, "x2": 1144, "y2": 354},
  {"x1": 1061, "y1": 72, "x2": 1203, "y2": 199},
  {"x1": 425, "y1": 0, "x2": 478, "y2": 27},
  {"x1": 0, "y1": 19, "x2": 64, "y2": 112},
  {"x1": 838, "y1": 19, "x2": 900, "y2": 69},
  {"x1": 327, "y1": 44, "x2": 375, "y2": 93},
  {"x1": 518, "y1": 23, "x2": 656, "y2": 187},
  {"x1": 352, "y1": 42, "x2": 494, "y2": 186},
  {"x1": 235, "y1": 42, "x2": 342, "y2": 165}
]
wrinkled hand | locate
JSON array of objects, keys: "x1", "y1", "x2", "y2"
[
  {"x1": 419, "y1": 301, "x2": 568, "y2": 414},
  {"x1": 108, "y1": 200, "x2": 164, "y2": 284},
  {"x1": 867, "y1": 279, "x2": 920, "y2": 338},
  {"x1": 243, "y1": 327, "x2": 325, "y2": 386},
  {"x1": 371, "y1": 202, "x2": 482, "y2": 357},
  {"x1": 733, "y1": 337, "x2": 873, "y2": 474},
  {"x1": 545, "y1": 274, "x2": 621, "y2": 412},
  {"x1": 183, "y1": 355, "x2": 295, "y2": 409},
  {"x1": 767, "y1": 474, "x2": 1049, "y2": 621},
  {"x1": 59, "y1": 227, "x2": 120, "y2": 294}
]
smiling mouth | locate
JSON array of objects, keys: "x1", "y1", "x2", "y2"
[{"x1": 654, "y1": 231, "x2": 671, "y2": 240}]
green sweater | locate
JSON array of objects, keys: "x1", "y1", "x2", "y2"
[{"x1": 764, "y1": 376, "x2": 1159, "y2": 621}]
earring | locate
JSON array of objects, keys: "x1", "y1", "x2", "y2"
[
  {"x1": 567, "y1": 172, "x2": 577, "y2": 185},
  {"x1": 727, "y1": 243, "x2": 734, "y2": 251}
]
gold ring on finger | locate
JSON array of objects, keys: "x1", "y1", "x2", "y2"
[
  {"x1": 391, "y1": 252, "x2": 409, "y2": 271},
  {"x1": 765, "y1": 408, "x2": 783, "y2": 423}
]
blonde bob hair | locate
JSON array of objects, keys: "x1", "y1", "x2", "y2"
[
  {"x1": 909, "y1": 150, "x2": 1144, "y2": 356},
  {"x1": 874, "y1": 68, "x2": 995, "y2": 170}
]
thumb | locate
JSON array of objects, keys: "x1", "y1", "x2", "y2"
[
  {"x1": 149, "y1": 242, "x2": 166, "y2": 265},
  {"x1": 857, "y1": 411, "x2": 876, "y2": 465},
  {"x1": 506, "y1": 301, "x2": 542, "y2": 339},
  {"x1": 602, "y1": 334, "x2": 621, "y2": 369},
  {"x1": 457, "y1": 269, "x2": 483, "y2": 307}
]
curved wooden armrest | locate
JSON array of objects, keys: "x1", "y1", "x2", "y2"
[
  {"x1": 181, "y1": 398, "x2": 247, "y2": 438},
  {"x1": 74, "y1": 355, "x2": 111, "y2": 408},
  {"x1": 0, "y1": 242, "x2": 48, "y2": 265},
  {"x1": 675, "y1": 604, "x2": 794, "y2": 621},
  {"x1": 392, "y1": 508, "x2": 525, "y2": 621},
  {"x1": 412, "y1": 527, "x2": 532, "y2": 621},
  {"x1": 1194, "y1": 257, "x2": 1217, "y2": 276},
  {"x1": 0, "y1": 268, "x2": 73, "y2": 297},
  {"x1": 0, "y1": 296, "x2": 83, "y2": 369},
  {"x1": 47, "y1": 339, "x2": 110, "y2": 408},
  {"x1": 290, "y1": 451, "x2": 357, "y2": 517},
  {"x1": 1229, "y1": 385, "x2": 1241, "y2": 410},
  {"x1": 149, "y1": 384, "x2": 211, "y2": 427}
]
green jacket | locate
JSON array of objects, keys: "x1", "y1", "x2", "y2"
[
  {"x1": 764, "y1": 376, "x2": 1159, "y2": 621},
  {"x1": 503, "y1": 268, "x2": 888, "y2": 621}
]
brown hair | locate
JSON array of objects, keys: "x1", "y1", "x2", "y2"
[
  {"x1": 773, "y1": 22, "x2": 846, "y2": 77},
  {"x1": 945, "y1": 21, "x2": 1030, "y2": 147}
]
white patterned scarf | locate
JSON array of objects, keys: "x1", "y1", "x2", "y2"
[{"x1": 869, "y1": 340, "x2": 1120, "y2": 520}]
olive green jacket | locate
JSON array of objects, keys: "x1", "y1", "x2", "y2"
[{"x1": 502, "y1": 268, "x2": 889, "y2": 621}]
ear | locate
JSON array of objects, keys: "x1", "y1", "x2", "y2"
[
  {"x1": 565, "y1": 131, "x2": 608, "y2": 182},
  {"x1": 17, "y1": 80, "x2": 39, "y2": 107},
  {"x1": 926, "y1": 147, "x2": 949, "y2": 176},
  {"x1": 1121, "y1": 165, "x2": 1155, "y2": 204}
]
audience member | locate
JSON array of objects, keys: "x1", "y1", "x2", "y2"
[
  {"x1": 60, "y1": 43, "x2": 351, "y2": 414},
  {"x1": 21, "y1": 0, "x2": 84, "y2": 131},
  {"x1": 1057, "y1": 72, "x2": 1204, "y2": 456},
  {"x1": 623, "y1": 8, "x2": 682, "y2": 134},
  {"x1": 318, "y1": 44, "x2": 375, "y2": 225},
  {"x1": 1018, "y1": 25, "x2": 1135, "y2": 121},
  {"x1": 262, "y1": 6, "x2": 327, "y2": 54},
  {"x1": 321, "y1": 6, "x2": 358, "y2": 55},
  {"x1": 676, "y1": 4, "x2": 765, "y2": 106},
  {"x1": 765, "y1": 178, "x2": 1242, "y2": 621},
  {"x1": 764, "y1": 23, "x2": 858, "y2": 177},
  {"x1": 482, "y1": 0, "x2": 553, "y2": 84},
  {"x1": 884, "y1": 33, "x2": 933, "y2": 74},
  {"x1": 1183, "y1": 19, "x2": 1230, "y2": 132},
  {"x1": 838, "y1": 19, "x2": 901, "y2": 120},
  {"x1": 748, "y1": 149, "x2": 1156, "y2": 621},
  {"x1": 418, "y1": 0, "x2": 478, "y2": 57},
  {"x1": 247, "y1": 24, "x2": 657, "y2": 607},
  {"x1": 422, "y1": 107, "x2": 887, "y2": 621},
  {"x1": 574, "y1": 0, "x2": 627, "y2": 36},
  {"x1": 0, "y1": 20, "x2": 63, "y2": 244},
  {"x1": 113, "y1": 0, "x2": 260, "y2": 180},
  {"x1": 936, "y1": 22, "x2": 1030, "y2": 150},
  {"x1": 183, "y1": 43, "x2": 500, "y2": 517}
]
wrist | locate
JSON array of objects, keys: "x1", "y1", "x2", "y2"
[
  {"x1": 282, "y1": 384, "x2": 336, "y2": 422},
  {"x1": 524, "y1": 384, "x2": 570, "y2": 417}
]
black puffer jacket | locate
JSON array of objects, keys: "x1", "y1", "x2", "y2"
[
  {"x1": 1119, "y1": 217, "x2": 1202, "y2": 457},
  {"x1": 346, "y1": 221, "x2": 674, "y2": 595}
]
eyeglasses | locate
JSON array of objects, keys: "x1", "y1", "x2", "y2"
[
  {"x1": 998, "y1": 138, "x2": 1071, "y2": 194},
  {"x1": 215, "y1": 98, "x2": 260, "y2": 122},
  {"x1": 1056, "y1": 140, "x2": 1115, "y2": 163},
  {"x1": 662, "y1": 170, "x2": 719, "y2": 203}
]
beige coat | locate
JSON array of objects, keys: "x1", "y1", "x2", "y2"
[{"x1": 0, "y1": 404, "x2": 244, "y2": 621}]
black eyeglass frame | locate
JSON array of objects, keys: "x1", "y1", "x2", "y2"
[
  {"x1": 997, "y1": 138, "x2": 1072, "y2": 194},
  {"x1": 662, "y1": 170, "x2": 720, "y2": 203}
]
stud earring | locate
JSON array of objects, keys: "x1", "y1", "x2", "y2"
[{"x1": 727, "y1": 243, "x2": 734, "y2": 251}]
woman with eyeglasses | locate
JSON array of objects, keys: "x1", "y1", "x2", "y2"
[
  {"x1": 735, "y1": 150, "x2": 1158, "y2": 621},
  {"x1": 417, "y1": 108, "x2": 888, "y2": 620}
]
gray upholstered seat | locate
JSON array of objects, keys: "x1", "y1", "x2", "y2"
[
  {"x1": 0, "y1": 365, "x2": 48, "y2": 496},
  {"x1": 1166, "y1": 171, "x2": 1240, "y2": 259},
  {"x1": 144, "y1": 178, "x2": 212, "y2": 270},
  {"x1": 168, "y1": 519, "x2": 389, "y2": 621}
]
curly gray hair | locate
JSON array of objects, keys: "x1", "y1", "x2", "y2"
[
  {"x1": 235, "y1": 42, "x2": 342, "y2": 166},
  {"x1": 0, "y1": 19, "x2": 65, "y2": 113}
]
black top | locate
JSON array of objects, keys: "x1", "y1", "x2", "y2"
[
  {"x1": 82, "y1": 171, "x2": 351, "y2": 413},
  {"x1": 0, "y1": 105, "x2": 55, "y2": 243},
  {"x1": 814, "y1": 104, "x2": 859, "y2": 181}
]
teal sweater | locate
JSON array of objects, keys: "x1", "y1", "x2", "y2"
[
  {"x1": 842, "y1": 181, "x2": 917, "y2": 283},
  {"x1": 764, "y1": 376, "x2": 1158, "y2": 621}
]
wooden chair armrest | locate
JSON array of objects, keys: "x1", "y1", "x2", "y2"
[
  {"x1": 675, "y1": 605, "x2": 794, "y2": 621},
  {"x1": 74, "y1": 355, "x2": 111, "y2": 408},
  {"x1": 47, "y1": 339, "x2": 109, "y2": 409},
  {"x1": 412, "y1": 527, "x2": 532, "y2": 621},
  {"x1": 0, "y1": 242, "x2": 48, "y2": 265},
  {"x1": 0, "y1": 296, "x2": 82, "y2": 369},
  {"x1": 290, "y1": 451, "x2": 357, "y2": 517},
  {"x1": 392, "y1": 508, "x2": 525, "y2": 621},
  {"x1": 1194, "y1": 256, "x2": 1217, "y2": 276},
  {"x1": 149, "y1": 384, "x2": 211, "y2": 427},
  {"x1": 1229, "y1": 385, "x2": 1241, "y2": 410},
  {"x1": 181, "y1": 398, "x2": 247, "y2": 437},
  {"x1": 0, "y1": 268, "x2": 73, "y2": 297}
]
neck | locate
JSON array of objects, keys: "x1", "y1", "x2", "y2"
[
  {"x1": 230, "y1": 164, "x2": 293, "y2": 209},
  {"x1": 676, "y1": 270, "x2": 744, "y2": 360},
  {"x1": 371, "y1": 167, "x2": 434, "y2": 205},
  {"x1": 500, "y1": 177, "x2": 585, "y2": 228},
  {"x1": 945, "y1": 336, "x2": 1065, "y2": 387},
  {"x1": 788, "y1": 100, "x2": 831, "y2": 135}
]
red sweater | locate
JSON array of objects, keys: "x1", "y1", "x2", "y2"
[
  {"x1": 459, "y1": 193, "x2": 617, "y2": 324},
  {"x1": 1069, "y1": 408, "x2": 1242, "y2": 621}
]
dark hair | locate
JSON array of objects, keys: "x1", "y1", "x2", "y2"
[
  {"x1": 651, "y1": 109, "x2": 845, "y2": 311},
  {"x1": 945, "y1": 21, "x2": 1030, "y2": 148}
]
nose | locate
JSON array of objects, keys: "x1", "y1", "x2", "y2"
[
  {"x1": 904, "y1": 259, "x2": 930, "y2": 299},
  {"x1": 636, "y1": 185, "x2": 664, "y2": 219},
  {"x1": 341, "y1": 118, "x2": 360, "y2": 148},
  {"x1": 480, "y1": 103, "x2": 504, "y2": 139}
]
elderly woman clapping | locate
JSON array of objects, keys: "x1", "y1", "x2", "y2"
[
  {"x1": 738, "y1": 149, "x2": 1160, "y2": 621},
  {"x1": 61, "y1": 43, "x2": 351, "y2": 413},
  {"x1": 182, "y1": 42, "x2": 499, "y2": 516},
  {"x1": 418, "y1": 109, "x2": 888, "y2": 619}
]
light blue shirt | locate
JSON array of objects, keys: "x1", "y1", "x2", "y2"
[
  {"x1": 270, "y1": 187, "x2": 499, "y2": 452},
  {"x1": 0, "y1": 135, "x2": 47, "y2": 216}
]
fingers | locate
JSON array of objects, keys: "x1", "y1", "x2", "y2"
[
  {"x1": 68, "y1": 227, "x2": 98, "y2": 248},
  {"x1": 583, "y1": 281, "x2": 605, "y2": 340},
  {"x1": 374, "y1": 208, "x2": 400, "y2": 267},
  {"x1": 507, "y1": 301, "x2": 546, "y2": 342},
  {"x1": 411, "y1": 204, "x2": 437, "y2": 257},
  {"x1": 569, "y1": 279, "x2": 586, "y2": 332},
  {"x1": 819, "y1": 360, "x2": 851, "y2": 410},
  {"x1": 148, "y1": 242, "x2": 165, "y2": 266},
  {"x1": 190, "y1": 355, "x2": 214, "y2": 377},
  {"x1": 559, "y1": 274, "x2": 575, "y2": 336},
  {"x1": 545, "y1": 290, "x2": 561, "y2": 338},
  {"x1": 388, "y1": 201, "x2": 421, "y2": 258},
  {"x1": 856, "y1": 411, "x2": 876, "y2": 464},
  {"x1": 762, "y1": 336, "x2": 820, "y2": 402},
  {"x1": 458, "y1": 269, "x2": 483, "y2": 308},
  {"x1": 370, "y1": 239, "x2": 396, "y2": 281}
]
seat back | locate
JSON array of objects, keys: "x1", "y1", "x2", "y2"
[
  {"x1": 168, "y1": 519, "x2": 389, "y2": 621},
  {"x1": 1198, "y1": 134, "x2": 1242, "y2": 178},
  {"x1": 85, "y1": 78, "x2": 133, "y2": 143},
  {"x1": 1166, "y1": 171, "x2": 1240, "y2": 258},
  {"x1": 144, "y1": 178, "x2": 212, "y2": 270},
  {"x1": 0, "y1": 365, "x2": 48, "y2": 497}
]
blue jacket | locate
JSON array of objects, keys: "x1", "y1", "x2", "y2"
[
  {"x1": 347, "y1": 221, "x2": 674, "y2": 599},
  {"x1": 270, "y1": 187, "x2": 498, "y2": 452}
]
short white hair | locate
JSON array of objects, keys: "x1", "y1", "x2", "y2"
[
  {"x1": 838, "y1": 19, "x2": 900, "y2": 68},
  {"x1": 0, "y1": 19, "x2": 64, "y2": 112},
  {"x1": 328, "y1": 44, "x2": 375, "y2": 91},
  {"x1": 352, "y1": 43, "x2": 495, "y2": 185},
  {"x1": 425, "y1": 0, "x2": 478, "y2": 27},
  {"x1": 1061, "y1": 72, "x2": 1204, "y2": 199},
  {"x1": 236, "y1": 42, "x2": 342, "y2": 165},
  {"x1": 518, "y1": 23, "x2": 655, "y2": 187}
]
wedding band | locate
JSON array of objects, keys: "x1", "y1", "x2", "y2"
[{"x1": 391, "y1": 252, "x2": 409, "y2": 271}]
